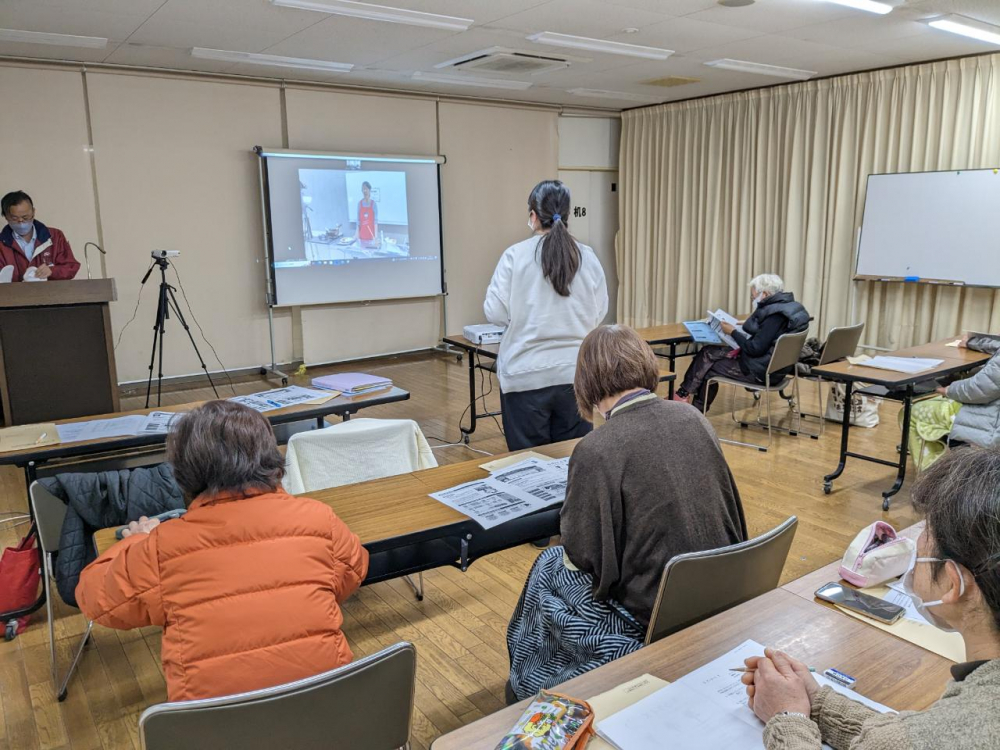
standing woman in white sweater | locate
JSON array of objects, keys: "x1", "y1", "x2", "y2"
[{"x1": 484, "y1": 180, "x2": 609, "y2": 451}]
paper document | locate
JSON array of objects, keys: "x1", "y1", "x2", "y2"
[
  {"x1": 229, "y1": 385, "x2": 333, "y2": 413},
  {"x1": 587, "y1": 675, "x2": 671, "y2": 750},
  {"x1": 491, "y1": 457, "x2": 569, "y2": 506},
  {"x1": 137, "y1": 411, "x2": 187, "y2": 435},
  {"x1": 429, "y1": 468, "x2": 559, "y2": 530},
  {"x1": 0, "y1": 265, "x2": 13, "y2": 283},
  {"x1": 0, "y1": 423, "x2": 60, "y2": 452},
  {"x1": 884, "y1": 580, "x2": 936, "y2": 626},
  {"x1": 596, "y1": 639, "x2": 892, "y2": 750},
  {"x1": 863, "y1": 356, "x2": 944, "y2": 374},
  {"x1": 480, "y1": 451, "x2": 553, "y2": 473},
  {"x1": 22, "y1": 266, "x2": 46, "y2": 282},
  {"x1": 683, "y1": 320, "x2": 723, "y2": 345},
  {"x1": 707, "y1": 309, "x2": 743, "y2": 349},
  {"x1": 56, "y1": 415, "x2": 146, "y2": 443}
]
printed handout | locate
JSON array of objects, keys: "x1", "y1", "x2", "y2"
[
  {"x1": 137, "y1": 411, "x2": 187, "y2": 435},
  {"x1": 229, "y1": 385, "x2": 332, "y2": 413},
  {"x1": 491, "y1": 457, "x2": 569, "y2": 506}
]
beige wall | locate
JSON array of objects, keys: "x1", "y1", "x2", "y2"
[
  {"x1": 0, "y1": 67, "x2": 99, "y2": 275},
  {"x1": 439, "y1": 103, "x2": 559, "y2": 330},
  {"x1": 1, "y1": 62, "x2": 564, "y2": 381}
]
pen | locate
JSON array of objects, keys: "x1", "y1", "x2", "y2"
[
  {"x1": 730, "y1": 666, "x2": 816, "y2": 673},
  {"x1": 266, "y1": 400, "x2": 283, "y2": 408},
  {"x1": 34, "y1": 432, "x2": 47, "y2": 444}
]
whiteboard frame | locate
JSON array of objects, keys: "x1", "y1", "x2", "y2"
[{"x1": 853, "y1": 167, "x2": 1000, "y2": 288}]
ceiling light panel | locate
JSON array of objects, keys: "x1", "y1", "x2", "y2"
[
  {"x1": 704, "y1": 58, "x2": 817, "y2": 80},
  {"x1": 270, "y1": 0, "x2": 473, "y2": 31},
  {"x1": 411, "y1": 72, "x2": 533, "y2": 90},
  {"x1": 191, "y1": 48, "x2": 353, "y2": 73},
  {"x1": 823, "y1": 0, "x2": 893, "y2": 14},
  {"x1": 567, "y1": 88, "x2": 661, "y2": 103},
  {"x1": 0, "y1": 28, "x2": 107, "y2": 49},
  {"x1": 528, "y1": 32, "x2": 673, "y2": 60},
  {"x1": 927, "y1": 14, "x2": 1000, "y2": 46}
]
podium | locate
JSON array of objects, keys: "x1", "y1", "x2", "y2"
[{"x1": 0, "y1": 279, "x2": 120, "y2": 425}]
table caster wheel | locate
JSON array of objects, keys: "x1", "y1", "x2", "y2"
[
  {"x1": 4, "y1": 620, "x2": 17, "y2": 641},
  {"x1": 823, "y1": 482, "x2": 832, "y2": 495},
  {"x1": 281, "y1": 377, "x2": 288, "y2": 386},
  {"x1": 57, "y1": 688, "x2": 68, "y2": 702},
  {"x1": 258, "y1": 367, "x2": 266, "y2": 376},
  {"x1": 882, "y1": 498, "x2": 891, "y2": 512}
]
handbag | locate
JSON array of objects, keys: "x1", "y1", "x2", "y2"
[
  {"x1": 839, "y1": 521, "x2": 915, "y2": 588},
  {"x1": 0, "y1": 530, "x2": 41, "y2": 615},
  {"x1": 825, "y1": 382, "x2": 880, "y2": 428}
]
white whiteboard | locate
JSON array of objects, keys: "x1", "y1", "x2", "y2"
[{"x1": 856, "y1": 169, "x2": 1000, "y2": 287}]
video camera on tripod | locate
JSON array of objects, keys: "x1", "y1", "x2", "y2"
[{"x1": 141, "y1": 250, "x2": 218, "y2": 407}]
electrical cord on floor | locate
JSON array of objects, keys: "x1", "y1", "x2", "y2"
[
  {"x1": 114, "y1": 261, "x2": 154, "y2": 351},
  {"x1": 171, "y1": 263, "x2": 238, "y2": 396}
]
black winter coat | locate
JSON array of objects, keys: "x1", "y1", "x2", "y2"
[
  {"x1": 41, "y1": 464, "x2": 184, "y2": 606},
  {"x1": 732, "y1": 291, "x2": 810, "y2": 382}
]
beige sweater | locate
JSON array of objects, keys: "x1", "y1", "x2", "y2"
[{"x1": 763, "y1": 659, "x2": 1000, "y2": 750}]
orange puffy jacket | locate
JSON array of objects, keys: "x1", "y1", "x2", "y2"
[{"x1": 76, "y1": 488, "x2": 368, "y2": 702}]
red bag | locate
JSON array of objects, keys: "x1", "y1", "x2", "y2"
[{"x1": 0, "y1": 531, "x2": 41, "y2": 614}]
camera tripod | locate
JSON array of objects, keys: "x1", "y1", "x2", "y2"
[{"x1": 143, "y1": 257, "x2": 218, "y2": 408}]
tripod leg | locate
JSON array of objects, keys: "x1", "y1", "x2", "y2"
[
  {"x1": 166, "y1": 287, "x2": 219, "y2": 398},
  {"x1": 145, "y1": 282, "x2": 168, "y2": 409}
]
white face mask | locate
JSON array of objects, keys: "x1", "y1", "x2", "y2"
[
  {"x1": 751, "y1": 293, "x2": 765, "y2": 311},
  {"x1": 528, "y1": 214, "x2": 536, "y2": 233},
  {"x1": 899, "y1": 556, "x2": 965, "y2": 633}
]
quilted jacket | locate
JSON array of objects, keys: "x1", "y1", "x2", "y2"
[
  {"x1": 948, "y1": 334, "x2": 1000, "y2": 449},
  {"x1": 75, "y1": 488, "x2": 368, "y2": 702},
  {"x1": 41, "y1": 465, "x2": 183, "y2": 606}
]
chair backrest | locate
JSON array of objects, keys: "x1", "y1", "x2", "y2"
[
  {"x1": 29, "y1": 481, "x2": 67, "y2": 555},
  {"x1": 644, "y1": 517, "x2": 798, "y2": 645},
  {"x1": 766, "y1": 331, "x2": 809, "y2": 376},
  {"x1": 282, "y1": 418, "x2": 437, "y2": 494},
  {"x1": 139, "y1": 642, "x2": 416, "y2": 750},
  {"x1": 818, "y1": 323, "x2": 865, "y2": 367}
]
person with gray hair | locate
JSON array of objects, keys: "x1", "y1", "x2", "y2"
[
  {"x1": 741, "y1": 446, "x2": 1000, "y2": 749},
  {"x1": 675, "y1": 273, "x2": 809, "y2": 411}
]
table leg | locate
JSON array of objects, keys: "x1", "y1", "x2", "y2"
[
  {"x1": 461, "y1": 348, "x2": 478, "y2": 439},
  {"x1": 668, "y1": 343, "x2": 676, "y2": 399},
  {"x1": 882, "y1": 385, "x2": 913, "y2": 510},
  {"x1": 823, "y1": 381, "x2": 852, "y2": 495}
]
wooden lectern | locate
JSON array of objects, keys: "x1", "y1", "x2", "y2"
[{"x1": 0, "y1": 279, "x2": 120, "y2": 426}]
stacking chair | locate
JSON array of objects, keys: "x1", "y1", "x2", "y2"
[
  {"x1": 282, "y1": 418, "x2": 437, "y2": 600},
  {"x1": 139, "y1": 642, "x2": 417, "y2": 750},
  {"x1": 796, "y1": 323, "x2": 865, "y2": 438},
  {"x1": 29, "y1": 481, "x2": 94, "y2": 702},
  {"x1": 704, "y1": 331, "x2": 809, "y2": 452},
  {"x1": 644, "y1": 517, "x2": 798, "y2": 645}
]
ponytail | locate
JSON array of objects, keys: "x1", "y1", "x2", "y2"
[{"x1": 528, "y1": 180, "x2": 580, "y2": 297}]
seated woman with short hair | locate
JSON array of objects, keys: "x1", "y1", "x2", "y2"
[
  {"x1": 506, "y1": 325, "x2": 747, "y2": 701},
  {"x1": 744, "y1": 446, "x2": 1000, "y2": 749},
  {"x1": 76, "y1": 401, "x2": 368, "y2": 702},
  {"x1": 675, "y1": 273, "x2": 810, "y2": 411}
]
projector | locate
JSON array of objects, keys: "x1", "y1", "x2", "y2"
[{"x1": 463, "y1": 324, "x2": 505, "y2": 345}]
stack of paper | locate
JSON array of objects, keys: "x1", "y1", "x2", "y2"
[
  {"x1": 311, "y1": 372, "x2": 392, "y2": 395},
  {"x1": 863, "y1": 356, "x2": 943, "y2": 374},
  {"x1": 707, "y1": 309, "x2": 743, "y2": 350},
  {"x1": 429, "y1": 456, "x2": 569, "y2": 529},
  {"x1": 56, "y1": 415, "x2": 147, "y2": 443},
  {"x1": 229, "y1": 385, "x2": 335, "y2": 413},
  {"x1": 595, "y1": 639, "x2": 892, "y2": 750}
]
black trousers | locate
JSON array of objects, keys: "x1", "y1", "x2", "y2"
[
  {"x1": 500, "y1": 384, "x2": 592, "y2": 451},
  {"x1": 680, "y1": 347, "x2": 755, "y2": 412}
]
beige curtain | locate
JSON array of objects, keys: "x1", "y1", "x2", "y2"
[{"x1": 618, "y1": 53, "x2": 1000, "y2": 349}]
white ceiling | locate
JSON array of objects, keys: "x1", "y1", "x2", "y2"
[{"x1": 0, "y1": 0, "x2": 998, "y2": 110}]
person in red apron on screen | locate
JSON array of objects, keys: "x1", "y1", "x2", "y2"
[
  {"x1": 356, "y1": 181, "x2": 379, "y2": 251},
  {"x1": 0, "y1": 190, "x2": 80, "y2": 282}
]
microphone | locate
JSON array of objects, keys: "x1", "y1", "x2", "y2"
[{"x1": 83, "y1": 241, "x2": 106, "y2": 280}]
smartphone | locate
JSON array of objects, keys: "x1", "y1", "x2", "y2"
[
  {"x1": 815, "y1": 582, "x2": 905, "y2": 625},
  {"x1": 115, "y1": 509, "x2": 187, "y2": 540}
]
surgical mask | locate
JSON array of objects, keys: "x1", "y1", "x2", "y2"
[
  {"x1": 528, "y1": 215, "x2": 535, "y2": 233},
  {"x1": 899, "y1": 556, "x2": 965, "y2": 633},
  {"x1": 8, "y1": 220, "x2": 32, "y2": 237},
  {"x1": 751, "y1": 293, "x2": 765, "y2": 311}
]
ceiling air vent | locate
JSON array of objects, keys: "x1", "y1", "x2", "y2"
[{"x1": 436, "y1": 47, "x2": 575, "y2": 76}]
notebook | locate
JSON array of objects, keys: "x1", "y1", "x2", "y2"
[
  {"x1": 311, "y1": 373, "x2": 392, "y2": 395},
  {"x1": 683, "y1": 320, "x2": 723, "y2": 345}
]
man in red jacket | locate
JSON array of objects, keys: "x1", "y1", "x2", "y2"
[{"x1": 0, "y1": 191, "x2": 80, "y2": 282}]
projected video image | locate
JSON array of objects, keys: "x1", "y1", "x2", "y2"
[{"x1": 299, "y1": 169, "x2": 410, "y2": 260}]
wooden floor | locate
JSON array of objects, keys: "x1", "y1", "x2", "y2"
[{"x1": 0, "y1": 350, "x2": 922, "y2": 750}]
